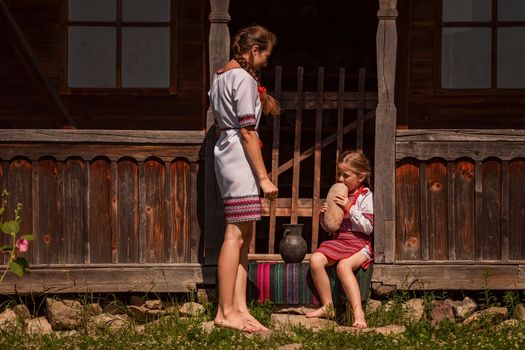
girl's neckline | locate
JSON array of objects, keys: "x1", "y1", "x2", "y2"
[{"x1": 216, "y1": 60, "x2": 242, "y2": 74}]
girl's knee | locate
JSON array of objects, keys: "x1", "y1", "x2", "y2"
[
  {"x1": 336, "y1": 260, "x2": 359, "y2": 276},
  {"x1": 309, "y1": 253, "x2": 327, "y2": 269}
]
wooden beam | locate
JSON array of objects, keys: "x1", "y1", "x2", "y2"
[
  {"x1": 0, "y1": 129, "x2": 204, "y2": 144},
  {"x1": 374, "y1": 0, "x2": 398, "y2": 263},
  {"x1": 0, "y1": 0, "x2": 76, "y2": 128},
  {"x1": 0, "y1": 264, "x2": 216, "y2": 294},
  {"x1": 204, "y1": 0, "x2": 230, "y2": 264},
  {"x1": 397, "y1": 129, "x2": 525, "y2": 142}
]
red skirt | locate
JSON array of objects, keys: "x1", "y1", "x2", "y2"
[{"x1": 314, "y1": 231, "x2": 373, "y2": 269}]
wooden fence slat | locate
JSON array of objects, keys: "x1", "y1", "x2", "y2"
[
  {"x1": 475, "y1": 161, "x2": 482, "y2": 260},
  {"x1": 311, "y1": 67, "x2": 324, "y2": 251},
  {"x1": 290, "y1": 66, "x2": 304, "y2": 225},
  {"x1": 453, "y1": 160, "x2": 475, "y2": 260},
  {"x1": 395, "y1": 160, "x2": 420, "y2": 260},
  {"x1": 89, "y1": 159, "x2": 112, "y2": 263},
  {"x1": 144, "y1": 159, "x2": 166, "y2": 263},
  {"x1": 111, "y1": 162, "x2": 118, "y2": 264},
  {"x1": 447, "y1": 162, "x2": 455, "y2": 260},
  {"x1": 37, "y1": 159, "x2": 60, "y2": 264},
  {"x1": 62, "y1": 159, "x2": 84, "y2": 264},
  {"x1": 426, "y1": 160, "x2": 448, "y2": 260},
  {"x1": 0, "y1": 161, "x2": 7, "y2": 265},
  {"x1": 357, "y1": 68, "x2": 365, "y2": 150},
  {"x1": 173, "y1": 160, "x2": 191, "y2": 263},
  {"x1": 268, "y1": 65, "x2": 282, "y2": 254},
  {"x1": 336, "y1": 67, "x2": 345, "y2": 179},
  {"x1": 509, "y1": 159, "x2": 525, "y2": 259},
  {"x1": 7, "y1": 159, "x2": 33, "y2": 263},
  {"x1": 189, "y1": 162, "x2": 200, "y2": 262},
  {"x1": 117, "y1": 159, "x2": 139, "y2": 263},
  {"x1": 165, "y1": 163, "x2": 174, "y2": 262},
  {"x1": 273, "y1": 110, "x2": 375, "y2": 177},
  {"x1": 501, "y1": 160, "x2": 509, "y2": 261},
  {"x1": 420, "y1": 162, "x2": 428, "y2": 260},
  {"x1": 480, "y1": 159, "x2": 502, "y2": 260},
  {"x1": 138, "y1": 162, "x2": 146, "y2": 263},
  {"x1": 83, "y1": 160, "x2": 90, "y2": 264}
]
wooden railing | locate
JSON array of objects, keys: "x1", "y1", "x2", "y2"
[
  {"x1": 0, "y1": 130, "x2": 205, "y2": 266},
  {"x1": 395, "y1": 129, "x2": 525, "y2": 262},
  {"x1": 250, "y1": 66, "x2": 377, "y2": 258}
]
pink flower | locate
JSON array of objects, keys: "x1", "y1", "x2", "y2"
[{"x1": 16, "y1": 238, "x2": 29, "y2": 253}]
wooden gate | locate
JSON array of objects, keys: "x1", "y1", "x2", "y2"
[{"x1": 250, "y1": 66, "x2": 377, "y2": 259}]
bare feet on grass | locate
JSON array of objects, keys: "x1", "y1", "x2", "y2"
[
  {"x1": 351, "y1": 308, "x2": 367, "y2": 329},
  {"x1": 214, "y1": 312, "x2": 261, "y2": 333},
  {"x1": 305, "y1": 304, "x2": 335, "y2": 319},
  {"x1": 240, "y1": 311, "x2": 269, "y2": 332}
]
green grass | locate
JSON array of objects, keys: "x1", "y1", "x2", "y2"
[{"x1": 0, "y1": 298, "x2": 524, "y2": 350}]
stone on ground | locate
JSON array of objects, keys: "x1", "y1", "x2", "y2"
[
  {"x1": 144, "y1": 300, "x2": 164, "y2": 310},
  {"x1": 462, "y1": 307, "x2": 508, "y2": 324},
  {"x1": 448, "y1": 297, "x2": 477, "y2": 319},
  {"x1": 271, "y1": 314, "x2": 336, "y2": 332},
  {"x1": 430, "y1": 301, "x2": 455, "y2": 327},
  {"x1": 13, "y1": 304, "x2": 32, "y2": 321},
  {"x1": 374, "y1": 324, "x2": 406, "y2": 336},
  {"x1": 127, "y1": 305, "x2": 164, "y2": 321},
  {"x1": 499, "y1": 319, "x2": 519, "y2": 328},
  {"x1": 366, "y1": 299, "x2": 382, "y2": 313},
  {"x1": 278, "y1": 343, "x2": 303, "y2": 350},
  {"x1": 26, "y1": 317, "x2": 53, "y2": 336},
  {"x1": 88, "y1": 314, "x2": 131, "y2": 334},
  {"x1": 274, "y1": 305, "x2": 317, "y2": 315},
  {"x1": 0, "y1": 309, "x2": 18, "y2": 331},
  {"x1": 46, "y1": 299, "x2": 83, "y2": 330},
  {"x1": 179, "y1": 302, "x2": 205, "y2": 317},
  {"x1": 403, "y1": 298, "x2": 425, "y2": 322}
]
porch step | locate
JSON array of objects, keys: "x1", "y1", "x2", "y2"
[{"x1": 245, "y1": 261, "x2": 373, "y2": 305}]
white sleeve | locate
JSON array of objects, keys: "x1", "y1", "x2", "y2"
[
  {"x1": 233, "y1": 74, "x2": 258, "y2": 128},
  {"x1": 350, "y1": 191, "x2": 374, "y2": 235}
]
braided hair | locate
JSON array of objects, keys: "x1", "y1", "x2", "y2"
[
  {"x1": 231, "y1": 25, "x2": 281, "y2": 117},
  {"x1": 338, "y1": 151, "x2": 373, "y2": 189}
]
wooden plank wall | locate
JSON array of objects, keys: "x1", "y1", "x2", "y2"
[
  {"x1": 395, "y1": 130, "x2": 525, "y2": 262},
  {"x1": 0, "y1": 130, "x2": 203, "y2": 266},
  {"x1": 399, "y1": 0, "x2": 525, "y2": 128},
  {"x1": 0, "y1": 0, "x2": 207, "y2": 130}
]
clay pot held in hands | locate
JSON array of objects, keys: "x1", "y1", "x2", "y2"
[{"x1": 323, "y1": 183, "x2": 348, "y2": 232}]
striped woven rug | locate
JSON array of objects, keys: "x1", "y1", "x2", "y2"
[{"x1": 246, "y1": 262, "x2": 373, "y2": 305}]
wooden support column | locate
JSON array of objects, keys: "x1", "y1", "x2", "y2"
[
  {"x1": 374, "y1": 0, "x2": 398, "y2": 263},
  {"x1": 0, "y1": 0, "x2": 76, "y2": 128},
  {"x1": 204, "y1": 0, "x2": 230, "y2": 264}
]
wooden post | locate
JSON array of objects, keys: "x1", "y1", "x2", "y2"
[
  {"x1": 374, "y1": 0, "x2": 398, "y2": 263},
  {"x1": 204, "y1": 0, "x2": 230, "y2": 265}
]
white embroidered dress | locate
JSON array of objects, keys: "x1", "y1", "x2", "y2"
[{"x1": 209, "y1": 68, "x2": 262, "y2": 223}]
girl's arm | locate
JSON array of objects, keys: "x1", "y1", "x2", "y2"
[
  {"x1": 349, "y1": 191, "x2": 374, "y2": 235},
  {"x1": 239, "y1": 127, "x2": 277, "y2": 198}
]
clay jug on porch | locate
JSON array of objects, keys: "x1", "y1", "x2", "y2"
[{"x1": 279, "y1": 224, "x2": 307, "y2": 263}]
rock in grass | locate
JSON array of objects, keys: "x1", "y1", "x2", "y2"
[
  {"x1": 179, "y1": 302, "x2": 205, "y2": 317},
  {"x1": 430, "y1": 301, "x2": 455, "y2": 327},
  {"x1": 144, "y1": 300, "x2": 164, "y2": 310},
  {"x1": 88, "y1": 314, "x2": 131, "y2": 334},
  {"x1": 366, "y1": 299, "x2": 382, "y2": 313},
  {"x1": 462, "y1": 307, "x2": 508, "y2": 324},
  {"x1": 26, "y1": 317, "x2": 53, "y2": 336},
  {"x1": 0, "y1": 309, "x2": 18, "y2": 331},
  {"x1": 278, "y1": 343, "x2": 303, "y2": 350},
  {"x1": 46, "y1": 299, "x2": 83, "y2": 330},
  {"x1": 374, "y1": 325, "x2": 406, "y2": 336},
  {"x1": 403, "y1": 298, "x2": 425, "y2": 322},
  {"x1": 127, "y1": 305, "x2": 164, "y2": 321},
  {"x1": 271, "y1": 314, "x2": 336, "y2": 332},
  {"x1": 324, "y1": 183, "x2": 348, "y2": 232},
  {"x1": 516, "y1": 304, "x2": 525, "y2": 322},
  {"x1": 450, "y1": 297, "x2": 477, "y2": 319},
  {"x1": 13, "y1": 304, "x2": 32, "y2": 321}
]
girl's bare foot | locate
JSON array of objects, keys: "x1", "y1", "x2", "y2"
[
  {"x1": 305, "y1": 305, "x2": 335, "y2": 319},
  {"x1": 351, "y1": 308, "x2": 367, "y2": 329},
  {"x1": 214, "y1": 312, "x2": 259, "y2": 333},
  {"x1": 240, "y1": 311, "x2": 269, "y2": 332}
]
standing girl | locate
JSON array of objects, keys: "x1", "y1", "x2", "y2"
[
  {"x1": 306, "y1": 151, "x2": 374, "y2": 329},
  {"x1": 209, "y1": 25, "x2": 280, "y2": 332}
]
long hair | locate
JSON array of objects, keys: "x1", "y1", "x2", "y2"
[{"x1": 231, "y1": 25, "x2": 281, "y2": 117}]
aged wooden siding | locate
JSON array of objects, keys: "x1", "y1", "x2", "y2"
[
  {"x1": 0, "y1": 130, "x2": 203, "y2": 267},
  {"x1": 0, "y1": 0, "x2": 207, "y2": 130},
  {"x1": 399, "y1": 0, "x2": 525, "y2": 128},
  {"x1": 396, "y1": 130, "x2": 525, "y2": 261}
]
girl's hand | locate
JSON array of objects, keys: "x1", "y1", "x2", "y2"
[
  {"x1": 333, "y1": 194, "x2": 351, "y2": 212},
  {"x1": 320, "y1": 202, "x2": 328, "y2": 213},
  {"x1": 260, "y1": 178, "x2": 278, "y2": 201}
]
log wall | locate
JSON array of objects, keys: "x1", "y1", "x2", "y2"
[
  {"x1": 395, "y1": 130, "x2": 525, "y2": 262},
  {"x1": 0, "y1": 130, "x2": 204, "y2": 269}
]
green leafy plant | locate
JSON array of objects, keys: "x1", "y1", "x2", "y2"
[{"x1": 0, "y1": 190, "x2": 33, "y2": 284}]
